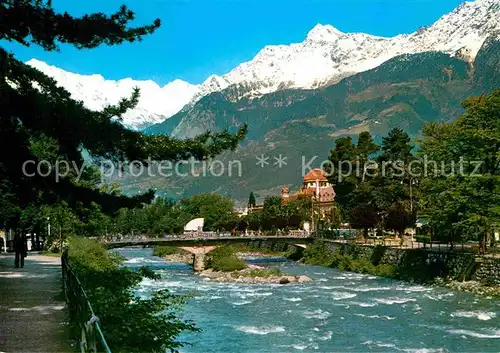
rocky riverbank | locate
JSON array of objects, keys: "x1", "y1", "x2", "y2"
[
  {"x1": 199, "y1": 265, "x2": 312, "y2": 284},
  {"x1": 434, "y1": 278, "x2": 500, "y2": 298}
]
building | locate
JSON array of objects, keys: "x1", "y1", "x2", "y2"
[
  {"x1": 281, "y1": 168, "x2": 336, "y2": 220},
  {"x1": 247, "y1": 169, "x2": 337, "y2": 227}
]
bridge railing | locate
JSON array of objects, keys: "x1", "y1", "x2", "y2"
[
  {"x1": 95, "y1": 230, "x2": 312, "y2": 243},
  {"x1": 62, "y1": 251, "x2": 112, "y2": 353}
]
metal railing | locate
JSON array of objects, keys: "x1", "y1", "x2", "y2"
[
  {"x1": 96, "y1": 231, "x2": 313, "y2": 244},
  {"x1": 61, "y1": 251, "x2": 112, "y2": 353}
]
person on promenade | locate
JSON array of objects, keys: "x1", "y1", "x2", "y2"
[{"x1": 14, "y1": 232, "x2": 27, "y2": 268}]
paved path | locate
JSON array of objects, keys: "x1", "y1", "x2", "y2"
[{"x1": 0, "y1": 254, "x2": 73, "y2": 352}]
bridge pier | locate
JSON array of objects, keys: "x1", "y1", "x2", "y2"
[{"x1": 193, "y1": 253, "x2": 206, "y2": 272}]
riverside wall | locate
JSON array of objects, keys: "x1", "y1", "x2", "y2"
[
  {"x1": 245, "y1": 238, "x2": 500, "y2": 285},
  {"x1": 319, "y1": 240, "x2": 500, "y2": 284},
  {"x1": 247, "y1": 240, "x2": 305, "y2": 260}
]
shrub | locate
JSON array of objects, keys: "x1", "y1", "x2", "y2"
[
  {"x1": 153, "y1": 246, "x2": 184, "y2": 257},
  {"x1": 207, "y1": 245, "x2": 248, "y2": 272},
  {"x1": 211, "y1": 256, "x2": 248, "y2": 272},
  {"x1": 302, "y1": 243, "x2": 336, "y2": 266},
  {"x1": 376, "y1": 264, "x2": 397, "y2": 278},
  {"x1": 67, "y1": 237, "x2": 198, "y2": 353},
  {"x1": 300, "y1": 241, "x2": 399, "y2": 280}
]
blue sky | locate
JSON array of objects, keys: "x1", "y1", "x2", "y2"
[{"x1": 3, "y1": 0, "x2": 464, "y2": 85}]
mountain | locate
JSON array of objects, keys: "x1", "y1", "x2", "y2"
[
  {"x1": 28, "y1": 0, "x2": 500, "y2": 130},
  {"x1": 25, "y1": 59, "x2": 200, "y2": 131},
  {"x1": 132, "y1": 36, "x2": 500, "y2": 204}
]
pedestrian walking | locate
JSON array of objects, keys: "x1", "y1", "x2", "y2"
[{"x1": 14, "y1": 232, "x2": 27, "y2": 268}]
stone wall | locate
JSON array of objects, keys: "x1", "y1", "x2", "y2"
[
  {"x1": 247, "y1": 239, "x2": 500, "y2": 285},
  {"x1": 474, "y1": 257, "x2": 500, "y2": 285},
  {"x1": 318, "y1": 240, "x2": 499, "y2": 284},
  {"x1": 246, "y1": 240, "x2": 304, "y2": 259}
]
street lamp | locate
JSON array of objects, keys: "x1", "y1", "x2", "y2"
[{"x1": 47, "y1": 217, "x2": 51, "y2": 240}]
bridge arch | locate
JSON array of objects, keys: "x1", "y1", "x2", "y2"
[{"x1": 103, "y1": 235, "x2": 312, "y2": 271}]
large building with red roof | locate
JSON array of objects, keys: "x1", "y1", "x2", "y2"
[{"x1": 281, "y1": 168, "x2": 336, "y2": 220}]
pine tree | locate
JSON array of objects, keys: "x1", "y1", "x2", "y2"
[
  {"x1": 248, "y1": 191, "x2": 256, "y2": 208},
  {"x1": 0, "y1": 1, "x2": 247, "y2": 226}
]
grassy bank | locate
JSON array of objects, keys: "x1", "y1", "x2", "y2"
[
  {"x1": 67, "y1": 237, "x2": 198, "y2": 352},
  {"x1": 301, "y1": 242, "x2": 397, "y2": 278},
  {"x1": 206, "y1": 246, "x2": 248, "y2": 272}
]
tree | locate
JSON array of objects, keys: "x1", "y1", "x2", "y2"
[
  {"x1": 180, "y1": 194, "x2": 237, "y2": 231},
  {"x1": 261, "y1": 196, "x2": 285, "y2": 230},
  {"x1": 356, "y1": 131, "x2": 380, "y2": 183},
  {"x1": 419, "y1": 90, "x2": 500, "y2": 252},
  {"x1": 248, "y1": 192, "x2": 256, "y2": 208},
  {"x1": 371, "y1": 128, "x2": 418, "y2": 232},
  {"x1": 384, "y1": 202, "x2": 414, "y2": 238},
  {"x1": 349, "y1": 203, "x2": 380, "y2": 241},
  {"x1": 379, "y1": 128, "x2": 413, "y2": 163},
  {"x1": 327, "y1": 136, "x2": 358, "y2": 211},
  {"x1": 0, "y1": 1, "x2": 247, "y2": 226}
]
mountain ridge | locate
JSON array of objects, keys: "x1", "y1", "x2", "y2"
[
  {"x1": 26, "y1": 0, "x2": 500, "y2": 130},
  {"x1": 134, "y1": 36, "x2": 500, "y2": 203}
]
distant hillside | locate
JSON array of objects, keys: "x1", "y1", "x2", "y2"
[{"x1": 133, "y1": 38, "x2": 500, "y2": 204}]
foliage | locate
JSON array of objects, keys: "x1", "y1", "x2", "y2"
[
  {"x1": 419, "y1": 90, "x2": 500, "y2": 252},
  {"x1": 0, "y1": 0, "x2": 247, "y2": 229},
  {"x1": 302, "y1": 243, "x2": 337, "y2": 267},
  {"x1": 244, "y1": 268, "x2": 282, "y2": 278},
  {"x1": 210, "y1": 256, "x2": 248, "y2": 272},
  {"x1": 68, "y1": 237, "x2": 198, "y2": 353},
  {"x1": 153, "y1": 246, "x2": 186, "y2": 257},
  {"x1": 384, "y1": 202, "x2": 415, "y2": 236},
  {"x1": 248, "y1": 192, "x2": 256, "y2": 208},
  {"x1": 349, "y1": 203, "x2": 380, "y2": 239},
  {"x1": 180, "y1": 194, "x2": 238, "y2": 231},
  {"x1": 240, "y1": 194, "x2": 313, "y2": 231},
  {"x1": 302, "y1": 242, "x2": 397, "y2": 278},
  {"x1": 207, "y1": 245, "x2": 248, "y2": 272},
  {"x1": 326, "y1": 128, "x2": 417, "y2": 236}
]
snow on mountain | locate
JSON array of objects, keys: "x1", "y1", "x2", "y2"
[
  {"x1": 27, "y1": 0, "x2": 500, "y2": 130},
  {"x1": 213, "y1": 0, "x2": 500, "y2": 92},
  {"x1": 26, "y1": 59, "x2": 200, "y2": 130}
]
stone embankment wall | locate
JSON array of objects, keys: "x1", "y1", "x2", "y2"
[
  {"x1": 474, "y1": 257, "x2": 500, "y2": 285},
  {"x1": 320, "y1": 240, "x2": 500, "y2": 284},
  {"x1": 246, "y1": 240, "x2": 304, "y2": 260},
  {"x1": 246, "y1": 239, "x2": 500, "y2": 285}
]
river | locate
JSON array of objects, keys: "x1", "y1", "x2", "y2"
[{"x1": 118, "y1": 248, "x2": 500, "y2": 353}]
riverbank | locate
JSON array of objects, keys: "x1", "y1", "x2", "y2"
[
  {"x1": 435, "y1": 278, "x2": 500, "y2": 298},
  {"x1": 121, "y1": 247, "x2": 500, "y2": 353},
  {"x1": 297, "y1": 241, "x2": 500, "y2": 298}
]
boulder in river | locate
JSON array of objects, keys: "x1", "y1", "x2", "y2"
[
  {"x1": 296, "y1": 275, "x2": 312, "y2": 283},
  {"x1": 279, "y1": 277, "x2": 290, "y2": 284}
]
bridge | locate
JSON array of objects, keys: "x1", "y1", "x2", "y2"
[{"x1": 98, "y1": 233, "x2": 313, "y2": 271}]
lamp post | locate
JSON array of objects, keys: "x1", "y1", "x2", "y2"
[{"x1": 47, "y1": 216, "x2": 51, "y2": 240}]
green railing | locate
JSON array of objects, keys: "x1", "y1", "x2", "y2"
[{"x1": 61, "y1": 251, "x2": 112, "y2": 353}]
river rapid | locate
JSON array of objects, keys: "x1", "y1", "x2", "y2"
[{"x1": 118, "y1": 248, "x2": 500, "y2": 353}]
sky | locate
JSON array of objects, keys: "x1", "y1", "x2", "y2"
[{"x1": 2, "y1": 0, "x2": 465, "y2": 85}]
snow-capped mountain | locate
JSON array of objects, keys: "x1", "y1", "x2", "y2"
[
  {"x1": 28, "y1": 0, "x2": 500, "y2": 130},
  {"x1": 26, "y1": 59, "x2": 200, "y2": 130}
]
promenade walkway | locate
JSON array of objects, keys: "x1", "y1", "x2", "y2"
[{"x1": 0, "y1": 254, "x2": 72, "y2": 352}]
